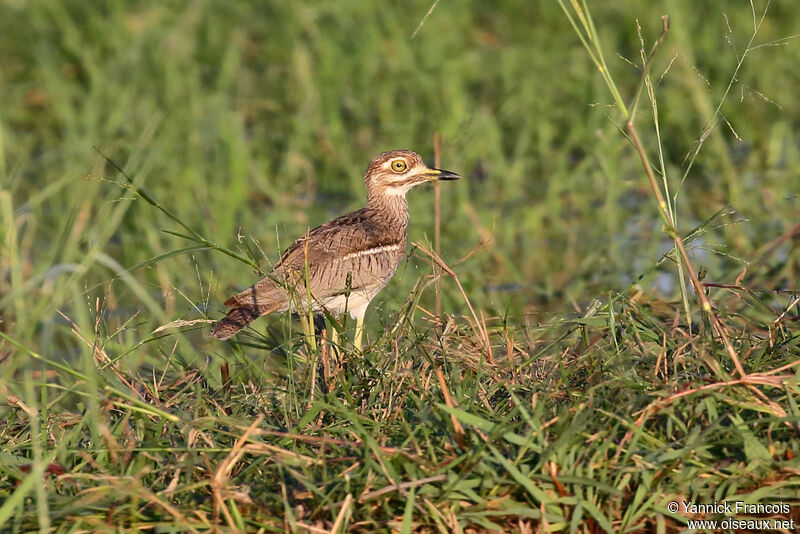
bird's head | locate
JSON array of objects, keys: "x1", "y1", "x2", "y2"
[{"x1": 364, "y1": 150, "x2": 460, "y2": 198}]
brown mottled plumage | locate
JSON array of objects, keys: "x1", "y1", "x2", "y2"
[{"x1": 210, "y1": 150, "x2": 460, "y2": 342}]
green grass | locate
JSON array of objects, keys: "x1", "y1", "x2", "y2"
[{"x1": 2, "y1": 0, "x2": 800, "y2": 531}]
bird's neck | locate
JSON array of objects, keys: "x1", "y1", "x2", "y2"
[{"x1": 366, "y1": 190, "x2": 409, "y2": 239}]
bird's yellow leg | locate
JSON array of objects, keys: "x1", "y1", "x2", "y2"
[
  {"x1": 298, "y1": 313, "x2": 316, "y2": 352},
  {"x1": 353, "y1": 316, "x2": 365, "y2": 352},
  {"x1": 329, "y1": 324, "x2": 339, "y2": 353}
]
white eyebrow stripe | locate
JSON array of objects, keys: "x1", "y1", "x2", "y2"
[{"x1": 341, "y1": 244, "x2": 402, "y2": 260}]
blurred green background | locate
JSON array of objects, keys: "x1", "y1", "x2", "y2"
[{"x1": 1, "y1": 0, "x2": 798, "y2": 351}]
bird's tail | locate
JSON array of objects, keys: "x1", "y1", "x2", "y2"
[{"x1": 209, "y1": 306, "x2": 263, "y2": 340}]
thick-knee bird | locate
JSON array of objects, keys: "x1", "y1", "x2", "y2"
[{"x1": 210, "y1": 150, "x2": 460, "y2": 349}]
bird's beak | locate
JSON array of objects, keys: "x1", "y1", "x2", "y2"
[{"x1": 424, "y1": 168, "x2": 461, "y2": 181}]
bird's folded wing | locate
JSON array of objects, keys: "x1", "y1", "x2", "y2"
[{"x1": 224, "y1": 209, "x2": 403, "y2": 308}]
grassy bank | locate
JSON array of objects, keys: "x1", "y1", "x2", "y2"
[{"x1": 1, "y1": 0, "x2": 799, "y2": 531}]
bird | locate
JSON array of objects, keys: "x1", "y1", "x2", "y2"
[{"x1": 210, "y1": 149, "x2": 460, "y2": 349}]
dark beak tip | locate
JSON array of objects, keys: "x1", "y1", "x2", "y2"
[{"x1": 438, "y1": 169, "x2": 462, "y2": 181}]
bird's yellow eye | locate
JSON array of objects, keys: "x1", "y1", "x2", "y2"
[{"x1": 390, "y1": 159, "x2": 408, "y2": 173}]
